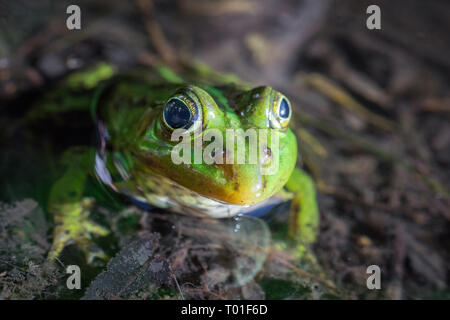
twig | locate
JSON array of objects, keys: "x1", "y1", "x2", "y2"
[
  {"x1": 135, "y1": 0, "x2": 178, "y2": 67},
  {"x1": 298, "y1": 73, "x2": 396, "y2": 131},
  {"x1": 269, "y1": 249, "x2": 342, "y2": 295},
  {"x1": 294, "y1": 109, "x2": 449, "y2": 197}
]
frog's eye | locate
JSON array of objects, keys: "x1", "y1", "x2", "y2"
[
  {"x1": 279, "y1": 98, "x2": 290, "y2": 119},
  {"x1": 163, "y1": 96, "x2": 199, "y2": 130},
  {"x1": 270, "y1": 95, "x2": 291, "y2": 129}
]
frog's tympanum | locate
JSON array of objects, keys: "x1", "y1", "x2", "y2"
[{"x1": 35, "y1": 63, "x2": 319, "y2": 263}]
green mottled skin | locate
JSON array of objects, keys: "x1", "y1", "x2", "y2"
[{"x1": 31, "y1": 63, "x2": 319, "y2": 263}]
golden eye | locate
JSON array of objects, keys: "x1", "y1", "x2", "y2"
[
  {"x1": 161, "y1": 90, "x2": 203, "y2": 136},
  {"x1": 278, "y1": 98, "x2": 290, "y2": 120},
  {"x1": 270, "y1": 94, "x2": 291, "y2": 129},
  {"x1": 163, "y1": 97, "x2": 196, "y2": 130}
]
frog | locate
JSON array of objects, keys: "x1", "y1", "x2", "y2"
[{"x1": 29, "y1": 62, "x2": 319, "y2": 264}]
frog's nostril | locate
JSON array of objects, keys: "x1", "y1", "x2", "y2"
[
  {"x1": 261, "y1": 146, "x2": 272, "y2": 166},
  {"x1": 210, "y1": 148, "x2": 227, "y2": 163}
]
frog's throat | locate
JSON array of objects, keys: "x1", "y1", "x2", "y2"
[
  {"x1": 130, "y1": 172, "x2": 286, "y2": 218},
  {"x1": 126, "y1": 172, "x2": 247, "y2": 218}
]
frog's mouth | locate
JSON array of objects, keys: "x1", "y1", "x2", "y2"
[
  {"x1": 140, "y1": 157, "x2": 290, "y2": 206},
  {"x1": 128, "y1": 171, "x2": 286, "y2": 219}
]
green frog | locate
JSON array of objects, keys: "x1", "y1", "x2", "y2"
[{"x1": 29, "y1": 62, "x2": 319, "y2": 264}]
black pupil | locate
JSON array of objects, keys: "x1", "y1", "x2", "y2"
[
  {"x1": 279, "y1": 98, "x2": 290, "y2": 119},
  {"x1": 164, "y1": 99, "x2": 192, "y2": 129}
]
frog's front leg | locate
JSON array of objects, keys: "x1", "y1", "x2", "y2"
[
  {"x1": 47, "y1": 148, "x2": 109, "y2": 263},
  {"x1": 284, "y1": 167, "x2": 319, "y2": 258}
]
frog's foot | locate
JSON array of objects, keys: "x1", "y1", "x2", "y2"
[
  {"x1": 284, "y1": 168, "x2": 320, "y2": 261},
  {"x1": 289, "y1": 199, "x2": 319, "y2": 264},
  {"x1": 287, "y1": 170, "x2": 319, "y2": 242},
  {"x1": 48, "y1": 198, "x2": 110, "y2": 264}
]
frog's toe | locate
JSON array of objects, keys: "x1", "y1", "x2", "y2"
[
  {"x1": 294, "y1": 243, "x2": 318, "y2": 264},
  {"x1": 84, "y1": 244, "x2": 109, "y2": 264},
  {"x1": 75, "y1": 219, "x2": 110, "y2": 263},
  {"x1": 48, "y1": 228, "x2": 73, "y2": 261},
  {"x1": 82, "y1": 218, "x2": 110, "y2": 237}
]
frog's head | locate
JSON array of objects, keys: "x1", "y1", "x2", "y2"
[{"x1": 132, "y1": 84, "x2": 297, "y2": 206}]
